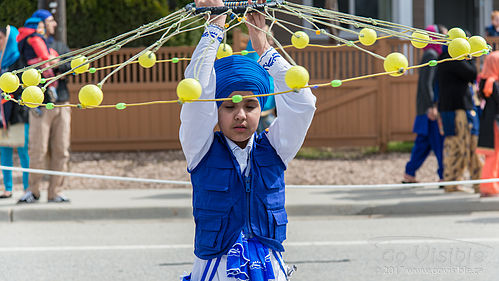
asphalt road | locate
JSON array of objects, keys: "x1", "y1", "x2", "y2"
[{"x1": 0, "y1": 213, "x2": 498, "y2": 281}]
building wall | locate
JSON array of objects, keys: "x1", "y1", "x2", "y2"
[{"x1": 413, "y1": 0, "x2": 425, "y2": 28}]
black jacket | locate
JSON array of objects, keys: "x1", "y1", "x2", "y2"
[
  {"x1": 1, "y1": 58, "x2": 29, "y2": 126},
  {"x1": 436, "y1": 50, "x2": 477, "y2": 112},
  {"x1": 478, "y1": 79, "x2": 499, "y2": 149},
  {"x1": 47, "y1": 38, "x2": 71, "y2": 103},
  {"x1": 416, "y1": 49, "x2": 439, "y2": 115}
]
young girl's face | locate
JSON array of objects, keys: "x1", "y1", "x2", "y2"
[
  {"x1": 218, "y1": 91, "x2": 261, "y2": 148},
  {"x1": 0, "y1": 32, "x2": 5, "y2": 51},
  {"x1": 36, "y1": 22, "x2": 45, "y2": 36},
  {"x1": 493, "y1": 16, "x2": 499, "y2": 28}
]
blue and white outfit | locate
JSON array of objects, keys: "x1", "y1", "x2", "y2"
[{"x1": 179, "y1": 25, "x2": 316, "y2": 281}]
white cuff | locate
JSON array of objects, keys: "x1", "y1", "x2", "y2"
[
  {"x1": 257, "y1": 47, "x2": 290, "y2": 76},
  {"x1": 201, "y1": 24, "x2": 225, "y2": 44}
]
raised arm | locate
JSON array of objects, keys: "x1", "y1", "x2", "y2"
[
  {"x1": 179, "y1": 0, "x2": 227, "y2": 171},
  {"x1": 258, "y1": 49, "x2": 317, "y2": 166},
  {"x1": 246, "y1": 2, "x2": 317, "y2": 166}
]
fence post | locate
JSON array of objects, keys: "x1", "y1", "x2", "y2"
[{"x1": 374, "y1": 39, "x2": 390, "y2": 152}]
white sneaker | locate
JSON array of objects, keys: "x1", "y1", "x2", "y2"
[{"x1": 17, "y1": 191, "x2": 39, "y2": 204}]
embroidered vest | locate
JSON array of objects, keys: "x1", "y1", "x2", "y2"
[{"x1": 189, "y1": 132, "x2": 288, "y2": 260}]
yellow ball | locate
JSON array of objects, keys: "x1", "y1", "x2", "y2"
[
  {"x1": 285, "y1": 66, "x2": 309, "y2": 89},
  {"x1": 448, "y1": 27, "x2": 466, "y2": 40},
  {"x1": 0, "y1": 72, "x2": 20, "y2": 93},
  {"x1": 358, "y1": 28, "x2": 377, "y2": 46},
  {"x1": 217, "y1": 44, "x2": 233, "y2": 59},
  {"x1": 411, "y1": 31, "x2": 430, "y2": 48},
  {"x1": 291, "y1": 31, "x2": 309, "y2": 49},
  {"x1": 22, "y1": 69, "x2": 41, "y2": 86},
  {"x1": 448, "y1": 38, "x2": 471, "y2": 60},
  {"x1": 468, "y1": 36, "x2": 487, "y2": 57},
  {"x1": 78, "y1": 84, "x2": 103, "y2": 107},
  {"x1": 176, "y1": 78, "x2": 202, "y2": 102},
  {"x1": 383, "y1": 52, "x2": 408, "y2": 77},
  {"x1": 21, "y1": 86, "x2": 44, "y2": 108},
  {"x1": 138, "y1": 51, "x2": 156, "y2": 68},
  {"x1": 71, "y1": 56, "x2": 90, "y2": 74}
]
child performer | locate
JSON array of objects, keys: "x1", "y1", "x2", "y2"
[{"x1": 179, "y1": 0, "x2": 316, "y2": 280}]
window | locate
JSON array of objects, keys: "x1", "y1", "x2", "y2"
[{"x1": 302, "y1": 0, "x2": 392, "y2": 40}]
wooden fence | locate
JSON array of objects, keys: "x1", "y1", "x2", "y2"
[{"x1": 67, "y1": 37, "x2": 498, "y2": 151}]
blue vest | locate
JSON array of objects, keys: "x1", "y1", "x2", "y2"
[{"x1": 189, "y1": 131, "x2": 288, "y2": 260}]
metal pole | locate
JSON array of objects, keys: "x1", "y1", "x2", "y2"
[
  {"x1": 38, "y1": 0, "x2": 67, "y2": 44},
  {"x1": 56, "y1": 0, "x2": 67, "y2": 44},
  {"x1": 38, "y1": 0, "x2": 48, "y2": 9}
]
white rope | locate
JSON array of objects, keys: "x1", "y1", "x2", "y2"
[
  {"x1": 287, "y1": 180, "x2": 471, "y2": 189},
  {"x1": 2, "y1": 165, "x2": 499, "y2": 190},
  {"x1": 0, "y1": 166, "x2": 190, "y2": 185}
]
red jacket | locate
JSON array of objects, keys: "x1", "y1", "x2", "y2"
[{"x1": 17, "y1": 27, "x2": 51, "y2": 62}]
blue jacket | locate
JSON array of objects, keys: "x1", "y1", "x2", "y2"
[{"x1": 189, "y1": 131, "x2": 288, "y2": 260}]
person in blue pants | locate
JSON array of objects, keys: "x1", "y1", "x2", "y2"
[
  {"x1": 403, "y1": 25, "x2": 446, "y2": 183},
  {"x1": 0, "y1": 124, "x2": 30, "y2": 198},
  {"x1": 404, "y1": 117, "x2": 444, "y2": 183}
]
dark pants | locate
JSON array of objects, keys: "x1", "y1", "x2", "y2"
[{"x1": 405, "y1": 120, "x2": 444, "y2": 179}]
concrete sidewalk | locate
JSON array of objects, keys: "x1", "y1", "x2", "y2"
[{"x1": 0, "y1": 186, "x2": 498, "y2": 222}]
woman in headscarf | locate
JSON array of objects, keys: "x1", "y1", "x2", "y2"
[
  {"x1": 0, "y1": 25, "x2": 30, "y2": 198},
  {"x1": 437, "y1": 30, "x2": 481, "y2": 193},
  {"x1": 477, "y1": 51, "x2": 499, "y2": 197}
]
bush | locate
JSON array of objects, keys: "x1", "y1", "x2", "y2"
[
  {"x1": 0, "y1": 0, "x2": 37, "y2": 29},
  {"x1": 66, "y1": 0, "x2": 203, "y2": 48},
  {"x1": 0, "y1": 0, "x2": 204, "y2": 48}
]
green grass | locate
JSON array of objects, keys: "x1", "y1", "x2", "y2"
[
  {"x1": 386, "y1": 141, "x2": 414, "y2": 153},
  {"x1": 296, "y1": 141, "x2": 414, "y2": 160}
]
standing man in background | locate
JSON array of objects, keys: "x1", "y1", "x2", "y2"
[{"x1": 17, "y1": 9, "x2": 71, "y2": 203}]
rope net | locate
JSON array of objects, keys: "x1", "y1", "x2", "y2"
[{"x1": 0, "y1": 0, "x2": 490, "y2": 110}]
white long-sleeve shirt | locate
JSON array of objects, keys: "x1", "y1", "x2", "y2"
[{"x1": 179, "y1": 25, "x2": 316, "y2": 172}]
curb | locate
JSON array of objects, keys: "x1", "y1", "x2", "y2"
[
  {"x1": 0, "y1": 209, "x2": 10, "y2": 222},
  {"x1": 357, "y1": 198, "x2": 499, "y2": 216},
  {"x1": 287, "y1": 199, "x2": 499, "y2": 217},
  {"x1": 8, "y1": 206, "x2": 193, "y2": 222},
  {"x1": 2, "y1": 198, "x2": 499, "y2": 222}
]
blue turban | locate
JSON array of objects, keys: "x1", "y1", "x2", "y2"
[
  {"x1": 32, "y1": 9, "x2": 53, "y2": 21},
  {"x1": 24, "y1": 17, "x2": 43, "y2": 29},
  {"x1": 214, "y1": 55, "x2": 270, "y2": 109}
]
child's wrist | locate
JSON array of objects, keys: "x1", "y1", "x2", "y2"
[
  {"x1": 208, "y1": 22, "x2": 225, "y2": 31},
  {"x1": 207, "y1": 15, "x2": 226, "y2": 29},
  {"x1": 254, "y1": 43, "x2": 271, "y2": 56}
]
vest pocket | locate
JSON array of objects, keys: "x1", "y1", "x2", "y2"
[
  {"x1": 194, "y1": 168, "x2": 233, "y2": 211},
  {"x1": 203, "y1": 183, "x2": 229, "y2": 192},
  {"x1": 254, "y1": 148, "x2": 285, "y2": 189},
  {"x1": 269, "y1": 209, "x2": 288, "y2": 242},
  {"x1": 260, "y1": 166, "x2": 284, "y2": 189},
  {"x1": 196, "y1": 215, "x2": 225, "y2": 249},
  {"x1": 202, "y1": 168, "x2": 231, "y2": 192}
]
